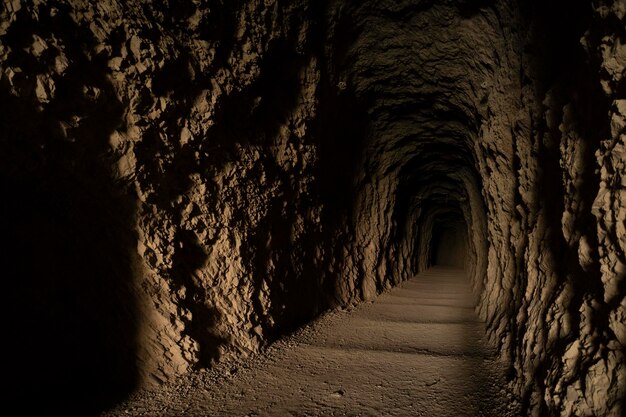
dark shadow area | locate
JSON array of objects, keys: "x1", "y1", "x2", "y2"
[
  {"x1": 1, "y1": 5, "x2": 140, "y2": 415},
  {"x1": 170, "y1": 229, "x2": 229, "y2": 367},
  {"x1": 241, "y1": 27, "x2": 339, "y2": 338},
  {"x1": 199, "y1": 37, "x2": 309, "y2": 154},
  {"x1": 456, "y1": 0, "x2": 495, "y2": 18},
  {"x1": 429, "y1": 212, "x2": 467, "y2": 268},
  {"x1": 314, "y1": 12, "x2": 373, "y2": 304}
]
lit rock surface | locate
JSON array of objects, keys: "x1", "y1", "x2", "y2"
[
  {"x1": 1, "y1": 0, "x2": 624, "y2": 416},
  {"x1": 100, "y1": 267, "x2": 519, "y2": 417}
]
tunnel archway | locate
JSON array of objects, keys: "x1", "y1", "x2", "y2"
[{"x1": 429, "y1": 211, "x2": 467, "y2": 268}]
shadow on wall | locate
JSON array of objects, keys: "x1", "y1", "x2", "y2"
[
  {"x1": 148, "y1": 37, "x2": 331, "y2": 351},
  {"x1": 171, "y1": 229, "x2": 229, "y2": 366},
  {"x1": 0, "y1": 7, "x2": 140, "y2": 416}
]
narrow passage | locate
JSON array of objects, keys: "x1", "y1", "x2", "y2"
[{"x1": 105, "y1": 267, "x2": 519, "y2": 416}]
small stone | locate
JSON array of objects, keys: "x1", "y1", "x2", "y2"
[{"x1": 330, "y1": 389, "x2": 345, "y2": 398}]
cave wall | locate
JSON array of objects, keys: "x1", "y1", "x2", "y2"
[
  {"x1": 473, "y1": 1, "x2": 626, "y2": 416},
  {"x1": 1, "y1": 0, "x2": 343, "y2": 412},
  {"x1": 1, "y1": 0, "x2": 624, "y2": 416}
]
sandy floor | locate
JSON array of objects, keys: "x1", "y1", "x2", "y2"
[{"x1": 101, "y1": 267, "x2": 520, "y2": 416}]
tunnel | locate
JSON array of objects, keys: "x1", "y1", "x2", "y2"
[
  {"x1": 1, "y1": 0, "x2": 624, "y2": 416},
  {"x1": 429, "y1": 210, "x2": 467, "y2": 268}
]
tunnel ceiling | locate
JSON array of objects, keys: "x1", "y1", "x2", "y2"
[{"x1": 329, "y1": 0, "x2": 499, "y2": 214}]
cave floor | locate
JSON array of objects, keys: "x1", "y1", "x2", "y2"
[{"x1": 103, "y1": 267, "x2": 519, "y2": 416}]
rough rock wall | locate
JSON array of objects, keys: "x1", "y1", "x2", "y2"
[
  {"x1": 469, "y1": 0, "x2": 626, "y2": 416},
  {"x1": 323, "y1": 0, "x2": 625, "y2": 416},
  {"x1": 323, "y1": 0, "x2": 493, "y2": 305},
  {"x1": 2, "y1": 0, "x2": 625, "y2": 416},
  {"x1": 0, "y1": 0, "x2": 348, "y2": 413}
]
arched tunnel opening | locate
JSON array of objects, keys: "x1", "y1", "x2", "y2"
[
  {"x1": 429, "y1": 211, "x2": 468, "y2": 269},
  {"x1": 1, "y1": 0, "x2": 624, "y2": 416}
]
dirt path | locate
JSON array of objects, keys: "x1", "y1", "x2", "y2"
[{"x1": 101, "y1": 267, "x2": 520, "y2": 416}]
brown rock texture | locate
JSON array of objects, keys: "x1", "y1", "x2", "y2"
[
  {"x1": 1, "y1": 0, "x2": 334, "y2": 413},
  {"x1": 1, "y1": 0, "x2": 624, "y2": 416}
]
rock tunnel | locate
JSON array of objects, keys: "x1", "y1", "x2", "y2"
[{"x1": 1, "y1": 0, "x2": 624, "y2": 416}]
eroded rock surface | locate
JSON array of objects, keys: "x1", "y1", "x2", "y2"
[{"x1": 1, "y1": 0, "x2": 624, "y2": 416}]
